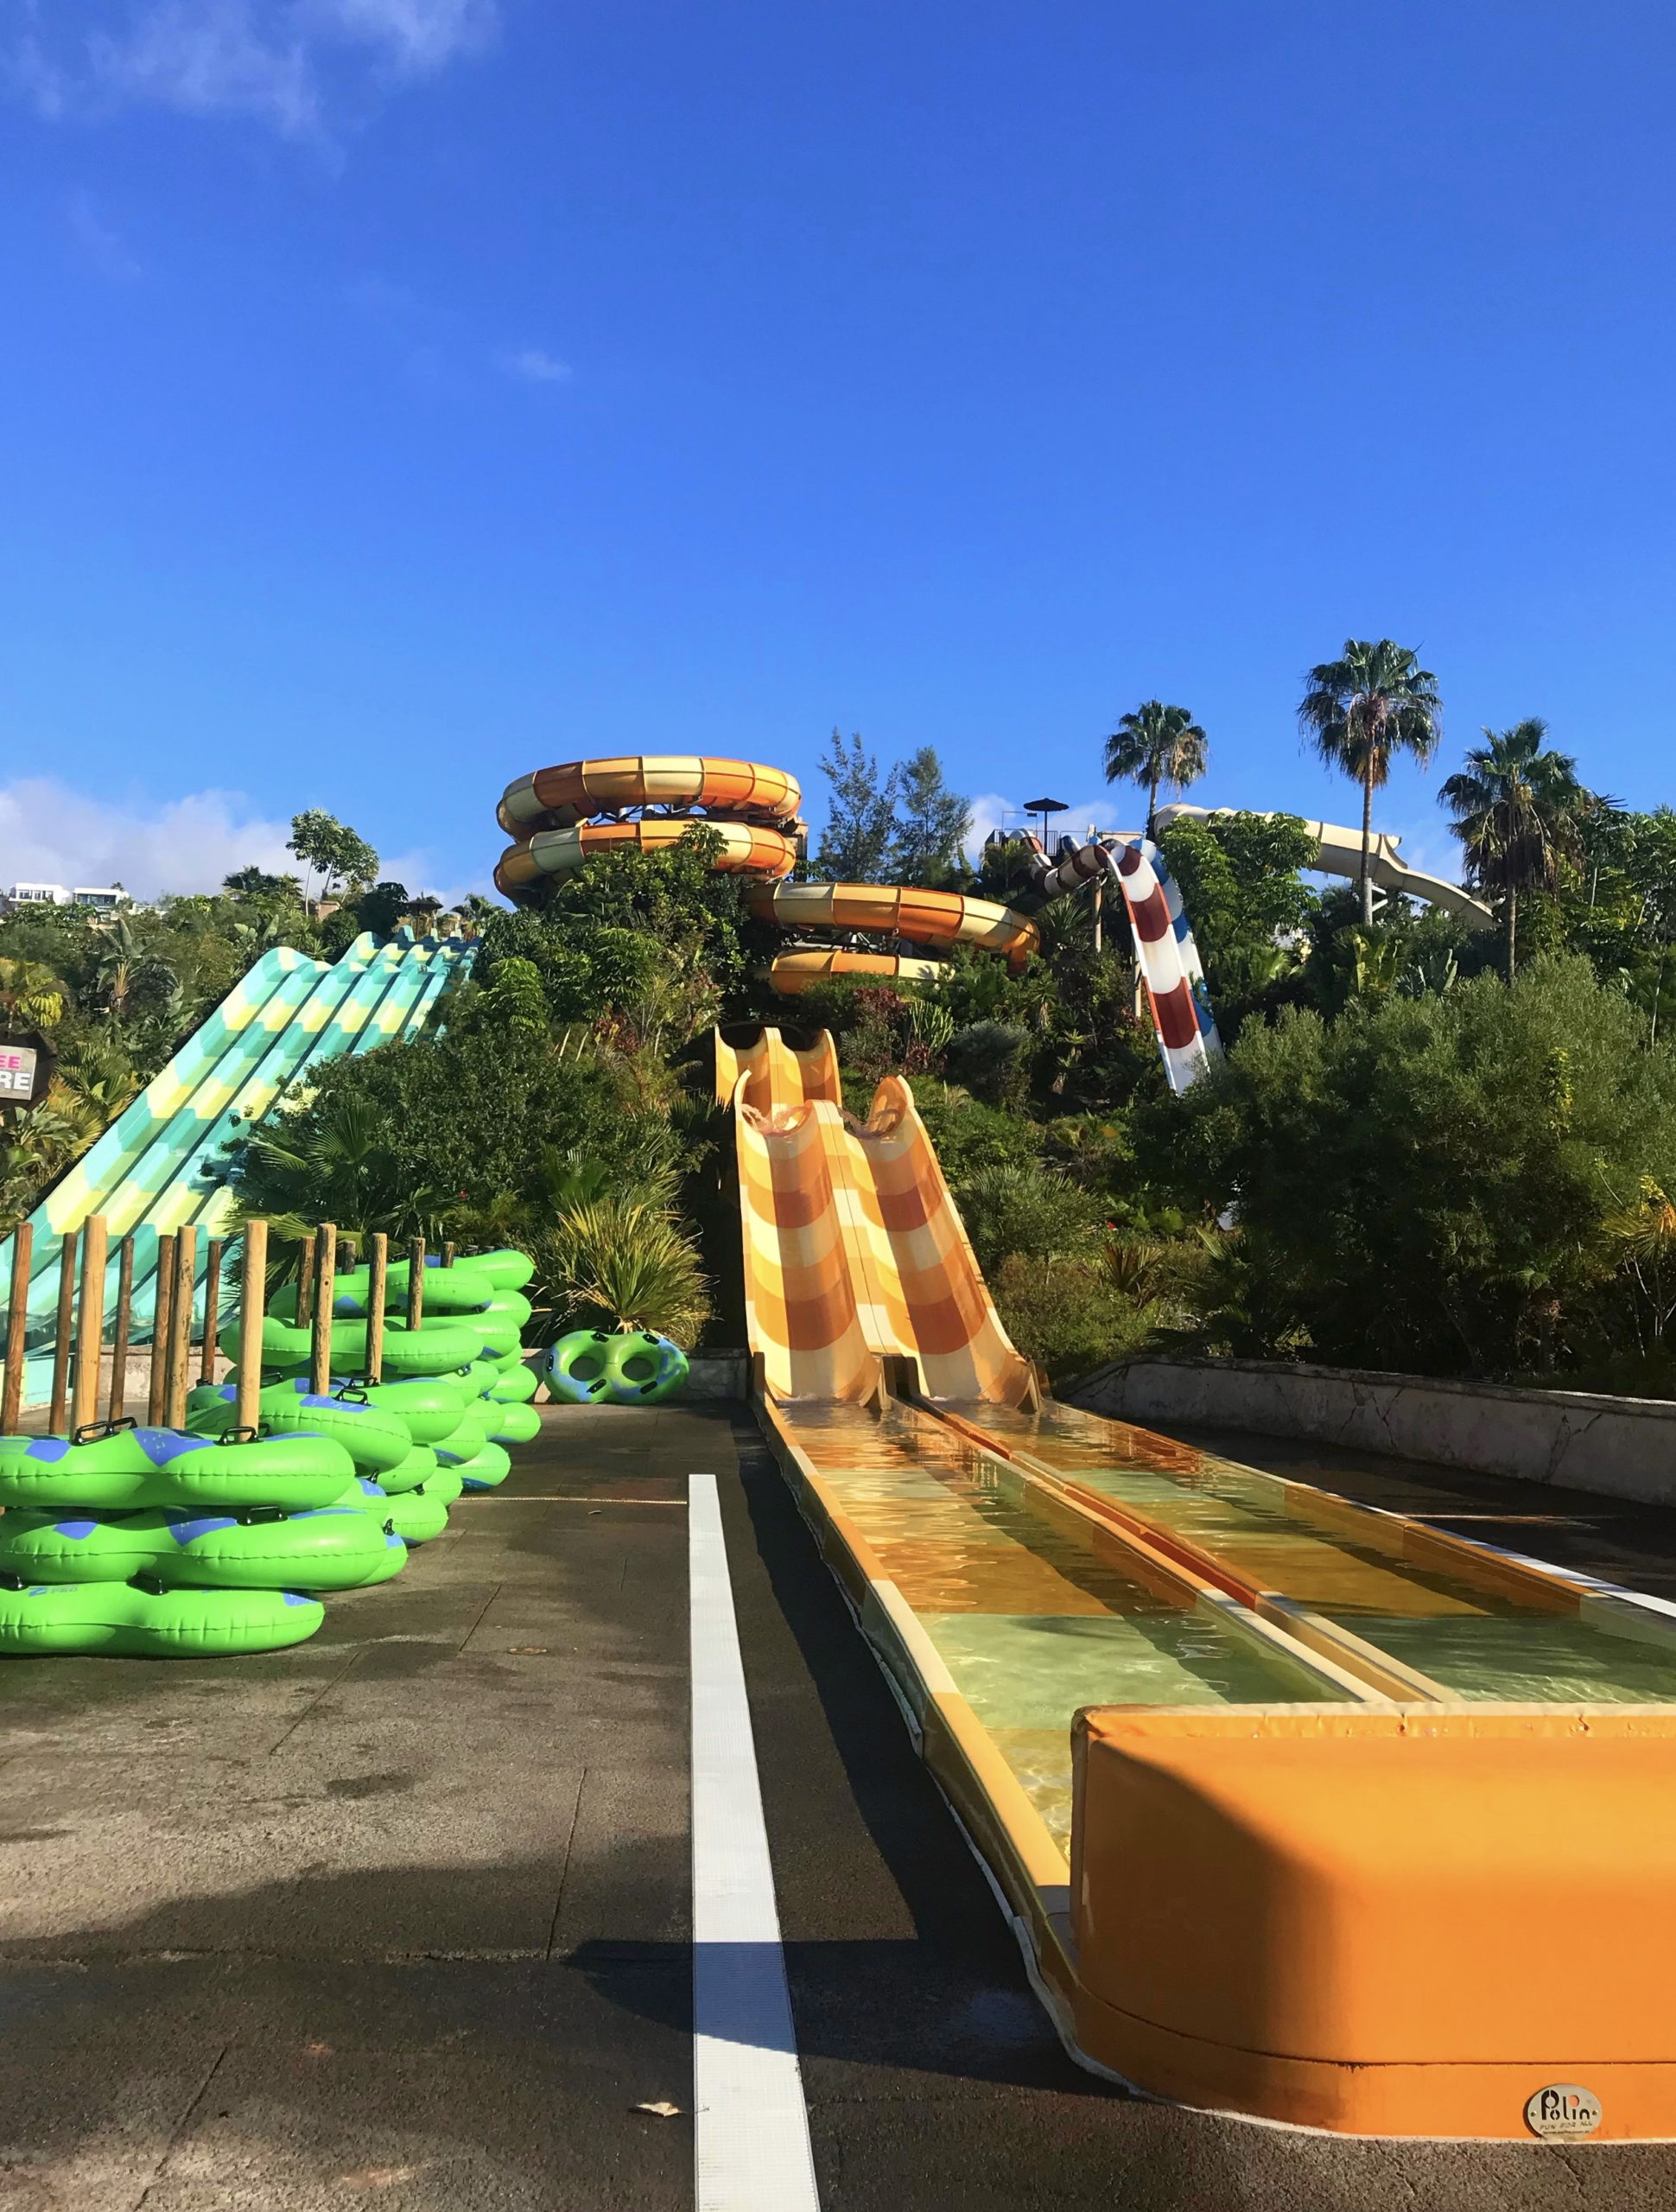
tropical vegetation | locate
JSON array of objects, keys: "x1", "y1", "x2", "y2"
[{"x1": 10, "y1": 671, "x2": 1676, "y2": 1395}]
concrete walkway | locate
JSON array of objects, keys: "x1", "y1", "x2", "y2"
[{"x1": 0, "y1": 1403, "x2": 1671, "y2": 2209}]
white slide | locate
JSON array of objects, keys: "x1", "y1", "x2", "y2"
[{"x1": 1154, "y1": 804, "x2": 1495, "y2": 928}]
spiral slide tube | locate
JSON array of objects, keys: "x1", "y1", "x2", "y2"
[
  {"x1": 493, "y1": 755, "x2": 1040, "y2": 992},
  {"x1": 1, "y1": 930, "x2": 478, "y2": 1407}
]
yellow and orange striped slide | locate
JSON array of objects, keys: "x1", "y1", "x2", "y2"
[{"x1": 723, "y1": 1026, "x2": 1035, "y2": 1405}]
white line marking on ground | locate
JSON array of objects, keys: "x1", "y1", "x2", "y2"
[{"x1": 689, "y1": 1471, "x2": 821, "y2": 2212}]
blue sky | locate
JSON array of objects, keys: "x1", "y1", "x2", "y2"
[{"x1": 1, "y1": 1, "x2": 1673, "y2": 901}]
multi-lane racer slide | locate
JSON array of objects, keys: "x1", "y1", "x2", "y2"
[
  {"x1": 2, "y1": 929, "x2": 476, "y2": 1405},
  {"x1": 721, "y1": 1018, "x2": 1676, "y2": 2140}
]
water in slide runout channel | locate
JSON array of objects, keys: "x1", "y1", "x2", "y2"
[
  {"x1": 776, "y1": 1400, "x2": 1346, "y2": 1850},
  {"x1": 949, "y1": 1400, "x2": 1676, "y2": 1706}
]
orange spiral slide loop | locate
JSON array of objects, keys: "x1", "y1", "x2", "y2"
[{"x1": 492, "y1": 755, "x2": 1038, "y2": 991}]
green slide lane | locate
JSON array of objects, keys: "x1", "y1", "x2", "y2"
[{"x1": 3, "y1": 930, "x2": 477, "y2": 1406}]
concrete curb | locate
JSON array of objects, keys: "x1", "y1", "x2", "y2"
[{"x1": 1065, "y1": 1354, "x2": 1676, "y2": 1510}]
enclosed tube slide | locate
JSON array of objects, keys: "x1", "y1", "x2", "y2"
[
  {"x1": 1025, "y1": 830, "x2": 1221, "y2": 1092},
  {"x1": 493, "y1": 755, "x2": 1039, "y2": 993}
]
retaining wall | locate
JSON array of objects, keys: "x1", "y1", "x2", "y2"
[{"x1": 1065, "y1": 1355, "x2": 1676, "y2": 1510}]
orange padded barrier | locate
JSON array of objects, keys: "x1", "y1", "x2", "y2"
[{"x1": 1070, "y1": 1707, "x2": 1676, "y2": 2137}]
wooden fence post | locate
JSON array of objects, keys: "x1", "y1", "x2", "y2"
[
  {"x1": 366, "y1": 1232, "x2": 388, "y2": 1385},
  {"x1": 1, "y1": 1221, "x2": 31, "y2": 1433},
  {"x1": 165, "y1": 1225, "x2": 196, "y2": 1428},
  {"x1": 107, "y1": 1234, "x2": 136, "y2": 1422},
  {"x1": 148, "y1": 1233, "x2": 176, "y2": 1426},
  {"x1": 48, "y1": 1229, "x2": 78, "y2": 1435},
  {"x1": 69, "y1": 1214, "x2": 108, "y2": 1433},
  {"x1": 310, "y1": 1223, "x2": 337, "y2": 1395},
  {"x1": 406, "y1": 1236, "x2": 425, "y2": 1332},
  {"x1": 236, "y1": 1220, "x2": 268, "y2": 1433},
  {"x1": 296, "y1": 1234, "x2": 316, "y2": 1331},
  {"x1": 199, "y1": 1238, "x2": 225, "y2": 1384}
]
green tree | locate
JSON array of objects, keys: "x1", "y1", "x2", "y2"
[
  {"x1": 1440, "y1": 720, "x2": 1594, "y2": 982},
  {"x1": 230, "y1": 1025, "x2": 671, "y2": 1246},
  {"x1": 1102, "y1": 701, "x2": 1208, "y2": 837},
  {"x1": 813, "y1": 728, "x2": 900, "y2": 881},
  {"x1": 1298, "y1": 639, "x2": 1443, "y2": 925},
  {"x1": 1154, "y1": 811, "x2": 1318, "y2": 1028},
  {"x1": 1151, "y1": 957, "x2": 1676, "y2": 1377},
  {"x1": 353, "y1": 881, "x2": 412, "y2": 938},
  {"x1": 287, "y1": 810, "x2": 380, "y2": 900},
  {"x1": 889, "y1": 747, "x2": 972, "y2": 887}
]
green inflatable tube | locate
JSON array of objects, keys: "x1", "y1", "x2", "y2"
[
  {"x1": 219, "y1": 1313, "x2": 485, "y2": 1379},
  {"x1": 384, "y1": 1484, "x2": 448, "y2": 1544},
  {"x1": 0, "y1": 1510, "x2": 169, "y2": 1584},
  {"x1": 468, "y1": 1248, "x2": 536, "y2": 1291},
  {"x1": 486, "y1": 1401, "x2": 541, "y2": 1446},
  {"x1": 0, "y1": 1427, "x2": 355, "y2": 1514},
  {"x1": 270, "y1": 1256, "x2": 496, "y2": 1320},
  {"x1": 187, "y1": 1381, "x2": 413, "y2": 1475},
  {"x1": 379, "y1": 1442, "x2": 438, "y2": 1496},
  {"x1": 463, "y1": 1318, "x2": 523, "y2": 1363},
  {"x1": 423, "y1": 1463, "x2": 466, "y2": 1504},
  {"x1": 0, "y1": 1581, "x2": 324, "y2": 1657},
  {"x1": 482, "y1": 1290, "x2": 534, "y2": 1331},
  {"x1": 487, "y1": 1364, "x2": 539, "y2": 1406},
  {"x1": 437, "y1": 1439, "x2": 511, "y2": 1491},
  {"x1": 327, "y1": 1376, "x2": 470, "y2": 1446},
  {"x1": 0, "y1": 1497, "x2": 405, "y2": 1592}
]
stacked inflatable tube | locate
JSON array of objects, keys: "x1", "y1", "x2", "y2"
[
  {"x1": 0, "y1": 1427, "x2": 363, "y2": 1656},
  {"x1": 0, "y1": 1245, "x2": 542, "y2": 1656}
]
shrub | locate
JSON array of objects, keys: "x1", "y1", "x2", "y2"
[{"x1": 992, "y1": 1254, "x2": 1160, "y2": 1382}]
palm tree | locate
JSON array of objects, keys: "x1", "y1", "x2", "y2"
[
  {"x1": 1102, "y1": 701, "x2": 1208, "y2": 837},
  {"x1": 1440, "y1": 719, "x2": 1591, "y2": 980},
  {"x1": 1298, "y1": 639, "x2": 1443, "y2": 925}
]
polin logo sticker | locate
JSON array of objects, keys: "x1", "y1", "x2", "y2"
[{"x1": 1525, "y1": 2084, "x2": 1603, "y2": 2139}]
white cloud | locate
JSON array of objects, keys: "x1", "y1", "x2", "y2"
[
  {"x1": 308, "y1": 0, "x2": 496, "y2": 73},
  {"x1": 12, "y1": 0, "x2": 498, "y2": 138},
  {"x1": 0, "y1": 778, "x2": 490, "y2": 908},
  {"x1": 67, "y1": 188, "x2": 143, "y2": 279},
  {"x1": 498, "y1": 345, "x2": 571, "y2": 385}
]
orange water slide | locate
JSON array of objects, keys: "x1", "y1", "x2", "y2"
[
  {"x1": 494, "y1": 816, "x2": 797, "y2": 899},
  {"x1": 498, "y1": 754, "x2": 803, "y2": 835},
  {"x1": 492, "y1": 755, "x2": 1041, "y2": 994},
  {"x1": 749, "y1": 881, "x2": 1039, "y2": 974},
  {"x1": 724, "y1": 1026, "x2": 1034, "y2": 1404}
]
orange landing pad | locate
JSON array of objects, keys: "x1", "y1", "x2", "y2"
[{"x1": 1070, "y1": 1706, "x2": 1676, "y2": 2138}]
